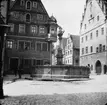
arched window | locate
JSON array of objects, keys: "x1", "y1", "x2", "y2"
[
  {"x1": 99, "y1": 44, "x2": 102, "y2": 52},
  {"x1": 26, "y1": 1, "x2": 31, "y2": 10},
  {"x1": 26, "y1": 14, "x2": 31, "y2": 22}
]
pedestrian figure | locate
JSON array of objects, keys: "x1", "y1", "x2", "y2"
[
  {"x1": 18, "y1": 63, "x2": 23, "y2": 79},
  {"x1": 14, "y1": 69, "x2": 17, "y2": 77}
]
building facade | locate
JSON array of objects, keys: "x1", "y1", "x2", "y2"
[
  {"x1": 64, "y1": 34, "x2": 80, "y2": 66},
  {"x1": 80, "y1": 0, "x2": 107, "y2": 74},
  {"x1": 52, "y1": 34, "x2": 80, "y2": 66},
  {"x1": 1, "y1": 0, "x2": 57, "y2": 72}
]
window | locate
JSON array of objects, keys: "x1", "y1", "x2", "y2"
[
  {"x1": 50, "y1": 28, "x2": 56, "y2": 34},
  {"x1": 26, "y1": 14, "x2": 31, "y2": 22},
  {"x1": 19, "y1": 24, "x2": 25, "y2": 33},
  {"x1": 24, "y1": 59, "x2": 31, "y2": 66},
  {"x1": 96, "y1": 47, "x2": 99, "y2": 53},
  {"x1": 86, "y1": 47, "x2": 88, "y2": 53},
  {"x1": 42, "y1": 43, "x2": 47, "y2": 51},
  {"x1": 18, "y1": 41, "x2": 24, "y2": 50},
  {"x1": 82, "y1": 48, "x2": 84, "y2": 55},
  {"x1": 97, "y1": 15, "x2": 99, "y2": 21},
  {"x1": 26, "y1": 1, "x2": 31, "y2": 10},
  {"x1": 31, "y1": 25, "x2": 37, "y2": 34},
  {"x1": 6, "y1": 40, "x2": 13, "y2": 48},
  {"x1": 99, "y1": 44, "x2": 102, "y2": 52},
  {"x1": 90, "y1": 14, "x2": 92, "y2": 18},
  {"x1": 37, "y1": 14, "x2": 43, "y2": 20},
  {"x1": 33, "y1": 2, "x2": 37, "y2": 8},
  {"x1": 101, "y1": 27, "x2": 104, "y2": 35},
  {"x1": 68, "y1": 59, "x2": 69, "y2": 63},
  {"x1": 14, "y1": 41, "x2": 17, "y2": 49},
  {"x1": 39, "y1": 26, "x2": 45, "y2": 34},
  {"x1": 70, "y1": 50, "x2": 72, "y2": 54},
  {"x1": 96, "y1": 30, "x2": 98, "y2": 37},
  {"x1": 68, "y1": 51, "x2": 69, "y2": 55},
  {"x1": 32, "y1": 59, "x2": 36, "y2": 65},
  {"x1": 31, "y1": 42, "x2": 35, "y2": 50},
  {"x1": 103, "y1": 45, "x2": 105, "y2": 51},
  {"x1": 36, "y1": 60, "x2": 43, "y2": 65},
  {"x1": 90, "y1": 33, "x2": 93, "y2": 39},
  {"x1": 9, "y1": 23, "x2": 14, "y2": 32},
  {"x1": 20, "y1": 0, "x2": 25, "y2": 6},
  {"x1": 25, "y1": 41, "x2": 30, "y2": 50},
  {"x1": 37, "y1": 43, "x2": 41, "y2": 51},
  {"x1": 85, "y1": 24, "x2": 86, "y2": 29},
  {"x1": 90, "y1": 46, "x2": 93, "y2": 53},
  {"x1": 86, "y1": 35, "x2": 88, "y2": 41},
  {"x1": 68, "y1": 39, "x2": 70, "y2": 44},
  {"x1": 66, "y1": 52, "x2": 67, "y2": 56},
  {"x1": 81, "y1": 37, "x2": 84, "y2": 43}
]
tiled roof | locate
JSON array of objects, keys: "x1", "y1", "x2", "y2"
[{"x1": 70, "y1": 35, "x2": 80, "y2": 49}]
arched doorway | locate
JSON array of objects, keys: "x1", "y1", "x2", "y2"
[{"x1": 95, "y1": 60, "x2": 102, "y2": 74}]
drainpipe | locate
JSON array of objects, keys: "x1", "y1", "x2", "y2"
[
  {"x1": 105, "y1": 2, "x2": 107, "y2": 73},
  {"x1": 105, "y1": 19, "x2": 107, "y2": 71}
]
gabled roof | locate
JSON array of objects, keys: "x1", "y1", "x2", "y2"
[
  {"x1": 9, "y1": 0, "x2": 49, "y2": 16},
  {"x1": 70, "y1": 35, "x2": 80, "y2": 49}
]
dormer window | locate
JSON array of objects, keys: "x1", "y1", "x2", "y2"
[
  {"x1": 20, "y1": 0, "x2": 25, "y2": 6},
  {"x1": 26, "y1": 14, "x2": 31, "y2": 22},
  {"x1": 33, "y1": 2, "x2": 37, "y2": 8},
  {"x1": 26, "y1": 1, "x2": 31, "y2": 10},
  {"x1": 37, "y1": 14, "x2": 43, "y2": 20}
]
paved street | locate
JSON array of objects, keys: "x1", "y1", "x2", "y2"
[
  {"x1": 3, "y1": 74, "x2": 107, "y2": 96},
  {"x1": 0, "y1": 75, "x2": 107, "y2": 105}
]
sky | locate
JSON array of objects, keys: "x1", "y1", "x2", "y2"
[{"x1": 41, "y1": 0, "x2": 86, "y2": 37}]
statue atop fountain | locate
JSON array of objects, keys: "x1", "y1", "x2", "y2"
[{"x1": 56, "y1": 26, "x2": 64, "y2": 65}]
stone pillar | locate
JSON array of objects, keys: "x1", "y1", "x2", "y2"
[
  {"x1": 101, "y1": 64, "x2": 104, "y2": 74},
  {"x1": 91, "y1": 64, "x2": 96, "y2": 75}
]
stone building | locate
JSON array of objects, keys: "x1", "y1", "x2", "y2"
[
  {"x1": 64, "y1": 34, "x2": 80, "y2": 66},
  {"x1": 1, "y1": 0, "x2": 57, "y2": 72},
  {"x1": 80, "y1": 0, "x2": 107, "y2": 74}
]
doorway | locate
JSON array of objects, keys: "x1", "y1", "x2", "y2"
[
  {"x1": 95, "y1": 60, "x2": 102, "y2": 74},
  {"x1": 10, "y1": 58, "x2": 18, "y2": 73},
  {"x1": 104, "y1": 65, "x2": 107, "y2": 74}
]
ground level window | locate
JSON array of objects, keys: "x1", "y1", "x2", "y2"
[
  {"x1": 6, "y1": 40, "x2": 13, "y2": 48},
  {"x1": 19, "y1": 41, "x2": 24, "y2": 50},
  {"x1": 25, "y1": 41, "x2": 30, "y2": 50},
  {"x1": 36, "y1": 60, "x2": 43, "y2": 65},
  {"x1": 32, "y1": 59, "x2": 36, "y2": 65}
]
